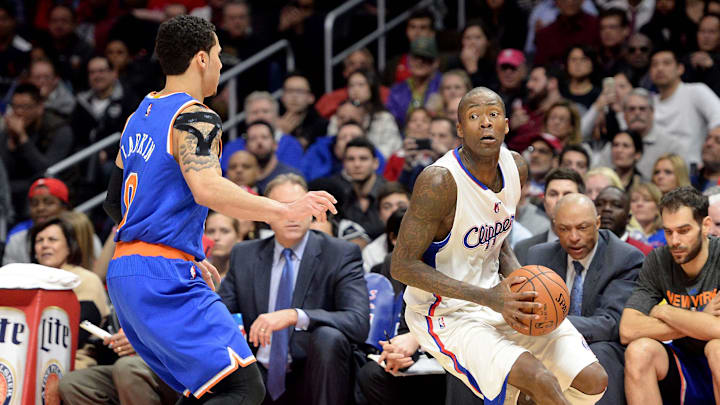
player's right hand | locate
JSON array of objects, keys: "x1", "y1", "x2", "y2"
[
  {"x1": 487, "y1": 276, "x2": 542, "y2": 335},
  {"x1": 704, "y1": 294, "x2": 720, "y2": 316},
  {"x1": 285, "y1": 190, "x2": 337, "y2": 223}
]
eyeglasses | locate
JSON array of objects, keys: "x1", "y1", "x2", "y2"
[
  {"x1": 628, "y1": 46, "x2": 649, "y2": 53},
  {"x1": 499, "y1": 64, "x2": 518, "y2": 71}
]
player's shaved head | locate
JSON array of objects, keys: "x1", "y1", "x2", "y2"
[
  {"x1": 554, "y1": 193, "x2": 597, "y2": 219},
  {"x1": 457, "y1": 87, "x2": 506, "y2": 122}
]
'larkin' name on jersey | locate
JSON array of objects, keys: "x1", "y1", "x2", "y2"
[
  {"x1": 121, "y1": 132, "x2": 156, "y2": 162},
  {"x1": 462, "y1": 215, "x2": 514, "y2": 250}
]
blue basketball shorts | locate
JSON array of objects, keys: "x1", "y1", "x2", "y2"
[
  {"x1": 660, "y1": 341, "x2": 714, "y2": 405},
  {"x1": 106, "y1": 243, "x2": 255, "y2": 399}
]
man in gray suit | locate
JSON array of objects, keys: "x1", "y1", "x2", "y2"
[
  {"x1": 515, "y1": 168, "x2": 585, "y2": 265},
  {"x1": 526, "y1": 194, "x2": 643, "y2": 405},
  {"x1": 218, "y1": 174, "x2": 370, "y2": 405}
]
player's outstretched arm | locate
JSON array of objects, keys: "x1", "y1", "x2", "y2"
[
  {"x1": 175, "y1": 105, "x2": 336, "y2": 223},
  {"x1": 391, "y1": 166, "x2": 540, "y2": 330},
  {"x1": 618, "y1": 307, "x2": 685, "y2": 345}
]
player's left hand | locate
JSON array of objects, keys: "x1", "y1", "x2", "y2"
[
  {"x1": 195, "y1": 259, "x2": 221, "y2": 291},
  {"x1": 248, "y1": 309, "x2": 298, "y2": 347}
]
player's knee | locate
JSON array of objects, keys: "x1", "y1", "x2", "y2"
[
  {"x1": 528, "y1": 366, "x2": 560, "y2": 395},
  {"x1": 625, "y1": 338, "x2": 661, "y2": 375},
  {"x1": 571, "y1": 362, "x2": 608, "y2": 395},
  {"x1": 705, "y1": 339, "x2": 720, "y2": 369}
]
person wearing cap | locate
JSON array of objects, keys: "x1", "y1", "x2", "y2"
[
  {"x1": 3, "y1": 178, "x2": 69, "y2": 265},
  {"x1": 491, "y1": 49, "x2": 527, "y2": 115},
  {"x1": 526, "y1": 133, "x2": 561, "y2": 202},
  {"x1": 383, "y1": 9, "x2": 436, "y2": 86},
  {"x1": 386, "y1": 36, "x2": 442, "y2": 128}
]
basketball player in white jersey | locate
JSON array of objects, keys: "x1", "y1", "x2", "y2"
[{"x1": 391, "y1": 87, "x2": 608, "y2": 405}]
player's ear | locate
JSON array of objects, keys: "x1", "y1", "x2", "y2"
[
  {"x1": 196, "y1": 50, "x2": 209, "y2": 69},
  {"x1": 456, "y1": 122, "x2": 464, "y2": 139},
  {"x1": 702, "y1": 215, "x2": 712, "y2": 238}
]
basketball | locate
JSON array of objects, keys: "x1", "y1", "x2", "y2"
[{"x1": 508, "y1": 265, "x2": 570, "y2": 336}]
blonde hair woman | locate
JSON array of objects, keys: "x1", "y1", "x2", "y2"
[
  {"x1": 584, "y1": 166, "x2": 624, "y2": 201},
  {"x1": 628, "y1": 182, "x2": 666, "y2": 247},
  {"x1": 426, "y1": 70, "x2": 472, "y2": 117},
  {"x1": 652, "y1": 153, "x2": 691, "y2": 194}
]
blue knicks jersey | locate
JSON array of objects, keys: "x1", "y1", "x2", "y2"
[{"x1": 116, "y1": 92, "x2": 208, "y2": 260}]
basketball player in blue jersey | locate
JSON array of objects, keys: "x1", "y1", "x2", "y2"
[
  {"x1": 102, "y1": 15, "x2": 336, "y2": 404},
  {"x1": 391, "y1": 87, "x2": 609, "y2": 405}
]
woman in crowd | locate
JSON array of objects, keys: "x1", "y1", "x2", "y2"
[
  {"x1": 204, "y1": 211, "x2": 253, "y2": 280},
  {"x1": 426, "y1": 69, "x2": 472, "y2": 118},
  {"x1": 444, "y1": 20, "x2": 498, "y2": 88},
  {"x1": 629, "y1": 182, "x2": 667, "y2": 247},
  {"x1": 384, "y1": 108, "x2": 433, "y2": 183},
  {"x1": 59, "y1": 211, "x2": 101, "y2": 271},
  {"x1": 651, "y1": 153, "x2": 691, "y2": 194},
  {"x1": 561, "y1": 45, "x2": 601, "y2": 112},
  {"x1": 542, "y1": 100, "x2": 582, "y2": 148},
  {"x1": 31, "y1": 217, "x2": 110, "y2": 368},
  {"x1": 585, "y1": 166, "x2": 624, "y2": 201},
  {"x1": 581, "y1": 70, "x2": 634, "y2": 142},
  {"x1": 345, "y1": 69, "x2": 401, "y2": 159},
  {"x1": 610, "y1": 130, "x2": 644, "y2": 190}
]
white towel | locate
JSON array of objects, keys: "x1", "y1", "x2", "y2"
[{"x1": 0, "y1": 263, "x2": 80, "y2": 290}]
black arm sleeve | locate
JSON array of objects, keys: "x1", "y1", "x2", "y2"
[{"x1": 103, "y1": 165, "x2": 123, "y2": 225}]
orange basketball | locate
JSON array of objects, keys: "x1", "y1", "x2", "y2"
[{"x1": 508, "y1": 265, "x2": 570, "y2": 336}]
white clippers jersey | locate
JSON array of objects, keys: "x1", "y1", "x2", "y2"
[{"x1": 404, "y1": 146, "x2": 521, "y2": 316}]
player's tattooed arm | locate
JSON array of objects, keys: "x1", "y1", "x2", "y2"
[
  {"x1": 498, "y1": 238, "x2": 521, "y2": 278},
  {"x1": 511, "y1": 150, "x2": 529, "y2": 188},
  {"x1": 174, "y1": 104, "x2": 222, "y2": 173},
  {"x1": 391, "y1": 167, "x2": 486, "y2": 304}
]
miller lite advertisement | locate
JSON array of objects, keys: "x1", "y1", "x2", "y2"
[
  {"x1": 0, "y1": 307, "x2": 28, "y2": 405},
  {"x1": 35, "y1": 307, "x2": 71, "y2": 405},
  {"x1": 0, "y1": 288, "x2": 79, "y2": 405}
]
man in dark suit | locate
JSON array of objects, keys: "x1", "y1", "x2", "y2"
[
  {"x1": 527, "y1": 193, "x2": 643, "y2": 405},
  {"x1": 218, "y1": 173, "x2": 370, "y2": 405},
  {"x1": 515, "y1": 168, "x2": 585, "y2": 265}
]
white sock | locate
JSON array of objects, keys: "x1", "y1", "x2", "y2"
[{"x1": 564, "y1": 386, "x2": 606, "y2": 405}]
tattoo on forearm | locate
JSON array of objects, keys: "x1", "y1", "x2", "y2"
[{"x1": 392, "y1": 167, "x2": 486, "y2": 304}]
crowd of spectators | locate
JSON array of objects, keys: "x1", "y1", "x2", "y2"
[{"x1": 2, "y1": 0, "x2": 720, "y2": 404}]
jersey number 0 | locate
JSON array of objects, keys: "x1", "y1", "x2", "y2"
[{"x1": 118, "y1": 172, "x2": 138, "y2": 229}]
